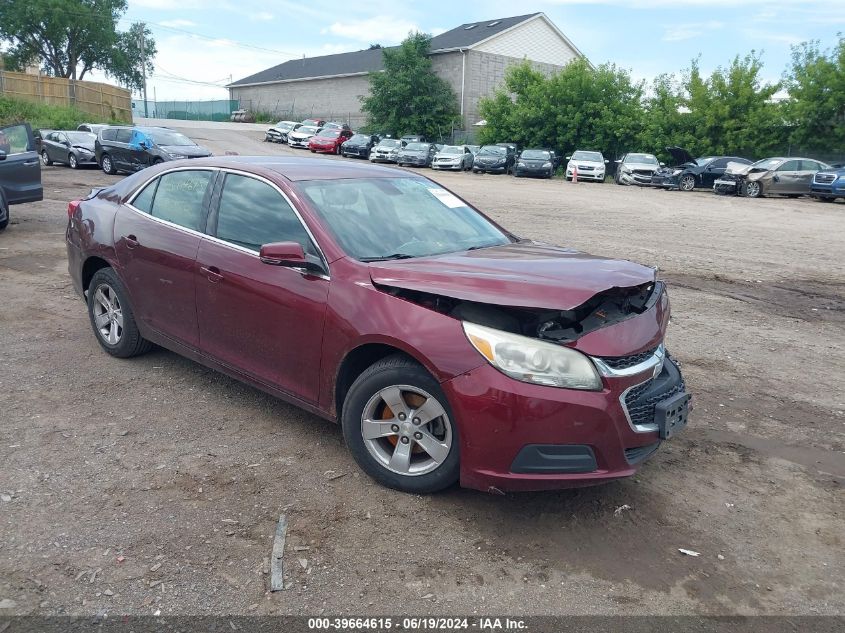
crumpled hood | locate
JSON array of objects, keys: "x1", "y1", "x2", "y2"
[
  {"x1": 368, "y1": 242, "x2": 656, "y2": 310},
  {"x1": 290, "y1": 131, "x2": 315, "y2": 140},
  {"x1": 73, "y1": 141, "x2": 96, "y2": 152},
  {"x1": 724, "y1": 161, "x2": 754, "y2": 176},
  {"x1": 666, "y1": 146, "x2": 695, "y2": 166},
  {"x1": 160, "y1": 144, "x2": 210, "y2": 157}
]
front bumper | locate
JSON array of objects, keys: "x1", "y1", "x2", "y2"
[
  {"x1": 810, "y1": 183, "x2": 845, "y2": 198},
  {"x1": 310, "y1": 144, "x2": 336, "y2": 153},
  {"x1": 713, "y1": 178, "x2": 740, "y2": 195},
  {"x1": 618, "y1": 171, "x2": 656, "y2": 185},
  {"x1": 343, "y1": 146, "x2": 370, "y2": 158},
  {"x1": 651, "y1": 174, "x2": 677, "y2": 188},
  {"x1": 567, "y1": 169, "x2": 604, "y2": 181},
  {"x1": 288, "y1": 138, "x2": 311, "y2": 148},
  {"x1": 444, "y1": 353, "x2": 688, "y2": 492},
  {"x1": 265, "y1": 131, "x2": 283, "y2": 142},
  {"x1": 398, "y1": 156, "x2": 429, "y2": 166},
  {"x1": 432, "y1": 161, "x2": 463, "y2": 170},
  {"x1": 370, "y1": 154, "x2": 397, "y2": 163},
  {"x1": 474, "y1": 164, "x2": 508, "y2": 173}
]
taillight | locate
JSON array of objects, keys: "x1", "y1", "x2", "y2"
[{"x1": 68, "y1": 200, "x2": 81, "y2": 218}]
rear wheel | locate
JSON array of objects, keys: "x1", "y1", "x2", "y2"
[
  {"x1": 41, "y1": 150, "x2": 53, "y2": 166},
  {"x1": 101, "y1": 154, "x2": 116, "y2": 175},
  {"x1": 679, "y1": 174, "x2": 696, "y2": 191},
  {"x1": 0, "y1": 194, "x2": 8, "y2": 232},
  {"x1": 87, "y1": 268, "x2": 152, "y2": 358},
  {"x1": 342, "y1": 354, "x2": 459, "y2": 494}
]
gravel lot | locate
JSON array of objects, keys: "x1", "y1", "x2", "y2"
[{"x1": 0, "y1": 123, "x2": 842, "y2": 617}]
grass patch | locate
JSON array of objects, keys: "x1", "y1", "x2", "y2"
[{"x1": 0, "y1": 96, "x2": 129, "y2": 130}]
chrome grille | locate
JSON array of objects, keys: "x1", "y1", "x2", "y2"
[
  {"x1": 599, "y1": 347, "x2": 659, "y2": 370},
  {"x1": 814, "y1": 172, "x2": 836, "y2": 184}
]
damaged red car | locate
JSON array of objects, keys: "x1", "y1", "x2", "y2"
[{"x1": 66, "y1": 157, "x2": 690, "y2": 494}]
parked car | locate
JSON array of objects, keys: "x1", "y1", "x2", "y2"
[
  {"x1": 34, "y1": 128, "x2": 54, "y2": 154},
  {"x1": 0, "y1": 123, "x2": 44, "y2": 232},
  {"x1": 516, "y1": 149, "x2": 557, "y2": 179},
  {"x1": 66, "y1": 156, "x2": 689, "y2": 494},
  {"x1": 288, "y1": 125, "x2": 321, "y2": 149},
  {"x1": 431, "y1": 145, "x2": 474, "y2": 171},
  {"x1": 369, "y1": 138, "x2": 406, "y2": 163},
  {"x1": 323, "y1": 122, "x2": 352, "y2": 131},
  {"x1": 301, "y1": 118, "x2": 326, "y2": 128},
  {"x1": 341, "y1": 134, "x2": 380, "y2": 159},
  {"x1": 473, "y1": 145, "x2": 516, "y2": 175},
  {"x1": 615, "y1": 153, "x2": 662, "y2": 185},
  {"x1": 96, "y1": 126, "x2": 212, "y2": 175},
  {"x1": 565, "y1": 150, "x2": 608, "y2": 182},
  {"x1": 713, "y1": 157, "x2": 831, "y2": 198},
  {"x1": 265, "y1": 120, "x2": 298, "y2": 143},
  {"x1": 810, "y1": 168, "x2": 845, "y2": 202},
  {"x1": 77, "y1": 123, "x2": 108, "y2": 135},
  {"x1": 467, "y1": 145, "x2": 481, "y2": 155},
  {"x1": 396, "y1": 142, "x2": 437, "y2": 167},
  {"x1": 309, "y1": 128, "x2": 354, "y2": 154},
  {"x1": 651, "y1": 148, "x2": 752, "y2": 191},
  {"x1": 40, "y1": 131, "x2": 98, "y2": 169}
]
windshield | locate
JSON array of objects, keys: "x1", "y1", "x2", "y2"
[
  {"x1": 752, "y1": 158, "x2": 782, "y2": 171},
  {"x1": 405, "y1": 143, "x2": 429, "y2": 151},
  {"x1": 572, "y1": 151, "x2": 602, "y2": 162},
  {"x1": 624, "y1": 153, "x2": 658, "y2": 165},
  {"x1": 66, "y1": 132, "x2": 96, "y2": 144},
  {"x1": 377, "y1": 139, "x2": 401, "y2": 148},
  {"x1": 298, "y1": 126, "x2": 318, "y2": 134},
  {"x1": 318, "y1": 129, "x2": 341, "y2": 138},
  {"x1": 479, "y1": 146, "x2": 505, "y2": 156},
  {"x1": 297, "y1": 177, "x2": 511, "y2": 260},
  {"x1": 439, "y1": 146, "x2": 463, "y2": 154},
  {"x1": 695, "y1": 156, "x2": 716, "y2": 166},
  {"x1": 147, "y1": 130, "x2": 195, "y2": 146},
  {"x1": 348, "y1": 134, "x2": 370, "y2": 142},
  {"x1": 275, "y1": 121, "x2": 294, "y2": 129},
  {"x1": 521, "y1": 150, "x2": 550, "y2": 160}
]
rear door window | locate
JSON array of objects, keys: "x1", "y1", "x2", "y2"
[
  {"x1": 115, "y1": 129, "x2": 132, "y2": 143},
  {"x1": 149, "y1": 170, "x2": 213, "y2": 231},
  {"x1": 777, "y1": 160, "x2": 801, "y2": 172}
]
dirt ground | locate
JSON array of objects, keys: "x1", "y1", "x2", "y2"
[{"x1": 0, "y1": 123, "x2": 842, "y2": 618}]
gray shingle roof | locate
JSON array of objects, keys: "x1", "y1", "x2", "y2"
[{"x1": 228, "y1": 13, "x2": 541, "y2": 87}]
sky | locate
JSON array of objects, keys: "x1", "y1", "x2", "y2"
[{"x1": 89, "y1": 0, "x2": 845, "y2": 101}]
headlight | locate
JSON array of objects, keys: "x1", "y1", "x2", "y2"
[
  {"x1": 518, "y1": 161, "x2": 526, "y2": 167},
  {"x1": 542, "y1": 162, "x2": 552, "y2": 168},
  {"x1": 621, "y1": 166, "x2": 632, "y2": 174},
  {"x1": 672, "y1": 169, "x2": 683, "y2": 175},
  {"x1": 463, "y1": 322, "x2": 602, "y2": 390}
]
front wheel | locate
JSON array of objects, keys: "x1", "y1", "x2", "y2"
[
  {"x1": 342, "y1": 355, "x2": 460, "y2": 494},
  {"x1": 41, "y1": 151, "x2": 53, "y2": 166},
  {"x1": 679, "y1": 174, "x2": 696, "y2": 191},
  {"x1": 68, "y1": 154, "x2": 78, "y2": 169},
  {"x1": 87, "y1": 268, "x2": 152, "y2": 358},
  {"x1": 743, "y1": 180, "x2": 762, "y2": 198},
  {"x1": 816, "y1": 196, "x2": 834, "y2": 203}
]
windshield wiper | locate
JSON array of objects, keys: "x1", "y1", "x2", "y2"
[{"x1": 359, "y1": 253, "x2": 416, "y2": 262}]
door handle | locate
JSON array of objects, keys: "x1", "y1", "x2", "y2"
[
  {"x1": 23, "y1": 159, "x2": 40, "y2": 166},
  {"x1": 125, "y1": 234, "x2": 139, "y2": 249},
  {"x1": 200, "y1": 265, "x2": 224, "y2": 283}
]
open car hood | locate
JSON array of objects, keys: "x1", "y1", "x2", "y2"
[
  {"x1": 368, "y1": 242, "x2": 656, "y2": 311},
  {"x1": 666, "y1": 146, "x2": 696, "y2": 166}
]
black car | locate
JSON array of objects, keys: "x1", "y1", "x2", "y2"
[
  {"x1": 473, "y1": 145, "x2": 516, "y2": 174},
  {"x1": 40, "y1": 130, "x2": 98, "y2": 169},
  {"x1": 341, "y1": 133, "x2": 380, "y2": 159},
  {"x1": 651, "y1": 147, "x2": 752, "y2": 191},
  {"x1": 96, "y1": 126, "x2": 212, "y2": 175},
  {"x1": 515, "y1": 149, "x2": 557, "y2": 178},
  {"x1": 396, "y1": 142, "x2": 437, "y2": 167},
  {"x1": 0, "y1": 123, "x2": 44, "y2": 232}
]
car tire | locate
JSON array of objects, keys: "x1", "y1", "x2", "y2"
[
  {"x1": 87, "y1": 268, "x2": 153, "y2": 359},
  {"x1": 41, "y1": 150, "x2": 53, "y2": 166},
  {"x1": 342, "y1": 354, "x2": 460, "y2": 494},
  {"x1": 101, "y1": 154, "x2": 117, "y2": 175},
  {"x1": 816, "y1": 197, "x2": 834, "y2": 203},
  {"x1": 153, "y1": 158, "x2": 164, "y2": 165},
  {"x1": 743, "y1": 180, "x2": 762, "y2": 198},
  {"x1": 0, "y1": 194, "x2": 8, "y2": 232},
  {"x1": 679, "y1": 174, "x2": 696, "y2": 191},
  {"x1": 68, "y1": 154, "x2": 78, "y2": 169}
]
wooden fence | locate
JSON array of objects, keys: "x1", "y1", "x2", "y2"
[{"x1": 0, "y1": 71, "x2": 132, "y2": 122}]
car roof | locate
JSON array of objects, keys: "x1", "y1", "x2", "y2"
[{"x1": 180, "y1": 156, "x2": 413, "y2": 181}]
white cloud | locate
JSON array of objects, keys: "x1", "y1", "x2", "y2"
[
  {"x1": 323, "y1": 16, "x2": 422, "y2": 44},
  {"x1": 662, "y1": 21, "x2": 724, "y2": 42},
  {"x1": 249, "y1": 11, "x2": 274, "y2": 22},
  {"x1": 158, "y1": 19, "x2": 197, "y2": 28}
]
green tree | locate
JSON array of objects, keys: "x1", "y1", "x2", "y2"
[
  {"x1": 361, "y1": 32, "x2": 459, "y2": 139},
  {"x1": 478, "y1": 59, "x2": 645, "y2": 158},
  {"x1": 784, "y1": 35, "x2": 845, "y2": 150},
  {"x1": 0, "y1": 0, "x2": 155, "y2": 92}
]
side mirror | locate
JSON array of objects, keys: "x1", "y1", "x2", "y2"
[
  {"x1": 615, "y1": 159, "x2": 621, "y2": 163},
  {"x1": 604, "y1": 159, "x2": 609, "y2": 164},
  {"x1": 660, "y1": 162, "x2": 666, "y2": 167},
  {"x1": 565, "y1": 156, "x2": 571, "y2": 160},
  {"x1": 260, "y1": 242, "x2": 323, "y2": 275}
]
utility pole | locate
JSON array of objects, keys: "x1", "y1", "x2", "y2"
[{"x1": 138, "y1": 23, "x2": 148, "y2": 118}]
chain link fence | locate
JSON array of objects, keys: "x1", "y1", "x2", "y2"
[{"x1": 132, "y1": 99, "x2": 239, "y2": 122}]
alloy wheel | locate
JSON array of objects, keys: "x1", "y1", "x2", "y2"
[
  {"x1": 69, "y1": 154, "x2": 78, "y2": 169},
  {"x1": 102, "y1": 156, "x2": 113, "y2": 174},
  {"x1": 41, "y1": 151, "x2": 51, "y2": 166},
  {"x1": 361, "y1": 385, "x2": 453, "y2": 477},
  {"x1": 680, "y1": 174, "x2": 695, "y2": 191},
  {"x1": 92, "y1": 284, "x2": 124, "y2": 345},
  {"x1": 745, "y1": 181, "x2": 761, "y2": 198}
]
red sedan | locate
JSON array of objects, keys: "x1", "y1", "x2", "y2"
[
  {"x1": 66, "y1": 157, "x2": 690, "y2": 494},
  {"x1": 308, "y1": 129, "x2": 353, "y2": 154}
]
